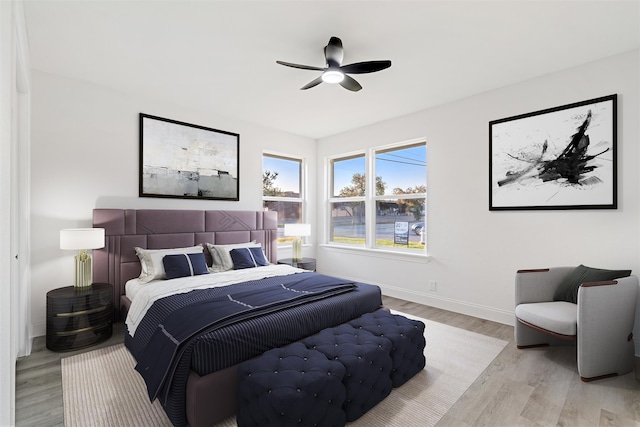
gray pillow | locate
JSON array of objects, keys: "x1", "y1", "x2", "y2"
[{"x1": 554, "y1": 264, "x2": 631, "y2": 304}]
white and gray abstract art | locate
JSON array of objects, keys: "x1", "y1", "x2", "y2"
[{"x1": 141, "y1": 115, "x2": 239, "y2": 200}]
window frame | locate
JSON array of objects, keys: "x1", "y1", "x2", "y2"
[
  {"x1": 326, "y1": 139, "x2": 427, "y2": 256},
  {"x1": 328, "y1": 152, "x2": 366, "y2": 245},
  {"x1": 262, "y1": 151, "x2": 306, "y2": 247}
]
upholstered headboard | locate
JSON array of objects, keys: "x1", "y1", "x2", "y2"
[{"x1": 92, "y1": 209, "x2": 278, "y2": 320}]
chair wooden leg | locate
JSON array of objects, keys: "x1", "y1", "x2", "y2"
[
  {"x1": 516, "y1": 343, "x2": 550, "y2": 349},
  {"x1": 580, "y1": 373, "x2": 618, "y2": 382}
]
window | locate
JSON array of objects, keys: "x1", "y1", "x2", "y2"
[
  {"x1": 329, "y1": 154, "x2": 366, "y2": 244},
  {"x1": 263, "y1": 153, "x2": 304, "y2": 244},
  {"x1": 328, "y1": 140, "x2": 426, "y2": 253}
]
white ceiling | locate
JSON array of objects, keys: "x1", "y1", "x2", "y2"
[{"x1": 23, "y1": 1, "x2": 640, "y2": 140}]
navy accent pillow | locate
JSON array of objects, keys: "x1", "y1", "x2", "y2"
[
  {"x1": 162, "y1": 252, "x2": 210, "y2": 280},
  {"x1": 230, "y1": 247, "x2": 269, "y2": 269},
  {"x1": 553, "y1": 264, "x2": 632, "y2": 304}
]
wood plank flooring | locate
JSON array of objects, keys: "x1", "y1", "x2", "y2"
[{"x1": 15, "y1": 296, "x2": 639, "y2": 426}]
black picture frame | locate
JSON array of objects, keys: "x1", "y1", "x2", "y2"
[
  {"x1": 489, "y1": 94, "x2": 617, "y2": 211},
  {"x1": 139, "y1": 113, "x2": 240, "y2": 201}
]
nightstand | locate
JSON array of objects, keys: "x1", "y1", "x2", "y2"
[
  {"x1": 277, "y1": 257, "x2": 317, "y2": 272},
  {"x1": 46, "y1": 283, "x2": 113, "y2": 352}
]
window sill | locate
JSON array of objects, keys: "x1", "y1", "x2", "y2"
[
  {"x1": 278, "y1": 243, "x2": 312, "y2": 249},
  {"x1": 319, "y1": 243, "x2": 431, "y2": 264}
]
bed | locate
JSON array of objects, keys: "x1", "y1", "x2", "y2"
[{"x1": 92, "y1": 209, "x2": 383, "y2": 427}]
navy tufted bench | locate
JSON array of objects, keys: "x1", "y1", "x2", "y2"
[
  {"x1": 349, "y1": 310, "x2": 426, "y2": 387},
  {"x1": 236, "y1": 342, "x2": 347, "y2": 427},
  {"x1": 302, "y1": 323, "x2": 393, "y2": 422}
]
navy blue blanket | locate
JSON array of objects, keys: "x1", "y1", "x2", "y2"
[{"x1": 135, "y1": 273, "x2": 355, "y2": 402}]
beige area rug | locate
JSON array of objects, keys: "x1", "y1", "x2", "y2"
[{"x1": 62, "y1": 311, "x2": 508, "y2": 426}]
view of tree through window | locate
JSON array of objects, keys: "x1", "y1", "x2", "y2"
[
  {"x1": 262, "y1": 154, "x2": 303, "y2": 243},
  {"x1": 329, "y1": 142, "x2": 427, "y2": 252},
  {"x1": 330, "y1": 155, "x2": 366, "y2": 243}
]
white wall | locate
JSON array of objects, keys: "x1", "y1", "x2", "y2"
[
  {"x1": 29, "y1": 71, "x2": 317, "y2": 337},
  {"x1": 317, "y1": 51, "x2": 640, "y2": 345},
  {"x1": 29, "y1": 50, "x2": 640, "y2": 358}
]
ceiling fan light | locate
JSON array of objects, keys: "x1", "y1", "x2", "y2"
[{"x1": 322, "y1": 70, "x2": 344, "y2": 84}]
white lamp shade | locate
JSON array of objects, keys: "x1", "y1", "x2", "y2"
[
  {"x1": 60, "y1": 228, "x2": 105, "y2": 250},
  {"x1": 284, "y1": 223, "x2": 311, "y2": 237}
]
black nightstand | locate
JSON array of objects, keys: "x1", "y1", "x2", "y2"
[
  {"x1": 46, "y1": 283, "x2": 113, "y2": 352},
  {"x1": 278, "y1": 257, "x2": 317, "y2": 271}
]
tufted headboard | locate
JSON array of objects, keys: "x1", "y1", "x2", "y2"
[{"x1": 92, "y1": 209, "x2": 278, "y2": 320}]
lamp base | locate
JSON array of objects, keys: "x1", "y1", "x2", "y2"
[
  {"x1": 74, "y1": 250, "x2": 93, "y2": 288},
  {"x1": 291, "y1": 237, "x2": 302, "y2": 262}
]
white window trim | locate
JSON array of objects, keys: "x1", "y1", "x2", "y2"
[
  {"x1": 262, "y1": 151, "x2": 307, "y2": 248},
  {"x1": 320, "y1": 243, "x2": 431, "y2": 263},
  {"x1": 327, "y1": 150, "x2": 366, "y2": 247},
  {"x1": 325, "y1": 139, "x2": 427, "y2": 257}
]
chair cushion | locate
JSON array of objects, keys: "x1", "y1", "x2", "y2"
[
  {"x1": 553, "y1": 264, "x2": 631, "y2": 304},
  {"x1": 515, "y1": 302, "x2": 577, "y2": 336}
]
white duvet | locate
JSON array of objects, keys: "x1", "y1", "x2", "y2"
[{"x1": 125, "y1": 264, "x2": 304, "y2": 336}]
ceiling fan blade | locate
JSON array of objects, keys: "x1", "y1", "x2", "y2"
[
  {"x1": 324, "y1": 36, "x2": 344, "y2": 68},
  {"x1": 301, "y1": 76, "x2": 324, "y2": 90},
  {"x1": 340, "y1": 60, "x2": 392, "y2": 74},
  {"x1": 339, "y1": 74, "x2": 362, "y2": 92},
  {"x1": 276, "y1": 60, "x2": 325, "y2": 72}
]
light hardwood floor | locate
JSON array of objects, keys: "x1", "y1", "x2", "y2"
[{"x1": 15, "y1": 296, "x2": 640, "y2": 426}]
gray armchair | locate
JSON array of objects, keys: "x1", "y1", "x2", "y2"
[{"x1": 515, "y1": 267, "x2": 638, "y2": 381}]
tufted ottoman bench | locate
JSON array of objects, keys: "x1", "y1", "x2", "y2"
[
  {"x1": 349, "y1": 310, "x2": 426, "y2": 387},
  {"x1": 302, "y1": 323, "x2": 393, "y2": 422},
  {"x1": 236, "y1": 342, "x2": 347, "y2": 427}
]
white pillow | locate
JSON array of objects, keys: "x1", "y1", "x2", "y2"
[
  {"x1": 135, "y1": 244, "x2": 204, "y2": 283},
  {"x1": 206, "y1": 241, "x2": 261, "y2": 272}
]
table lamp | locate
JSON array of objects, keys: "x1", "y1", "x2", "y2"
[
  {"x1": 60, "y1": 228, "x2": 105, "y2": 288},
  {"x1": 284, "y1": 223, "x2": 311, "y2": 262}
]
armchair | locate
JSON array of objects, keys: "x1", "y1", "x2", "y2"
[{"x1": 515, "y1": 267, "x2": 638, "y2": 381}]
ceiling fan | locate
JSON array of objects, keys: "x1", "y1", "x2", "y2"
[{"x1": 276, "y1": 36, "x2": 391, "y2": 92}]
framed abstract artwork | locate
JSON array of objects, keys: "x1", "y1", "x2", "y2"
[
  {"x1": 139, "y1": 113, "x2": 240, "y2": 201},
  {"x1": 489, "y1": 94, "x2": 617, "y2": 211}
]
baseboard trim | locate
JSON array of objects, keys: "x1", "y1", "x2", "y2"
[{"x1": 377, "y1": 283, "x2": 515, "y2": 326}]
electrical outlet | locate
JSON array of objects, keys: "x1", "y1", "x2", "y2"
[{"x1": 428, "y1": 280, "x2": 437, "y2": 291}]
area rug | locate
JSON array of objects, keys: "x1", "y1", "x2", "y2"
[{"x1": 61, "y1": 311, "x2": 508, "y2": 426}]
